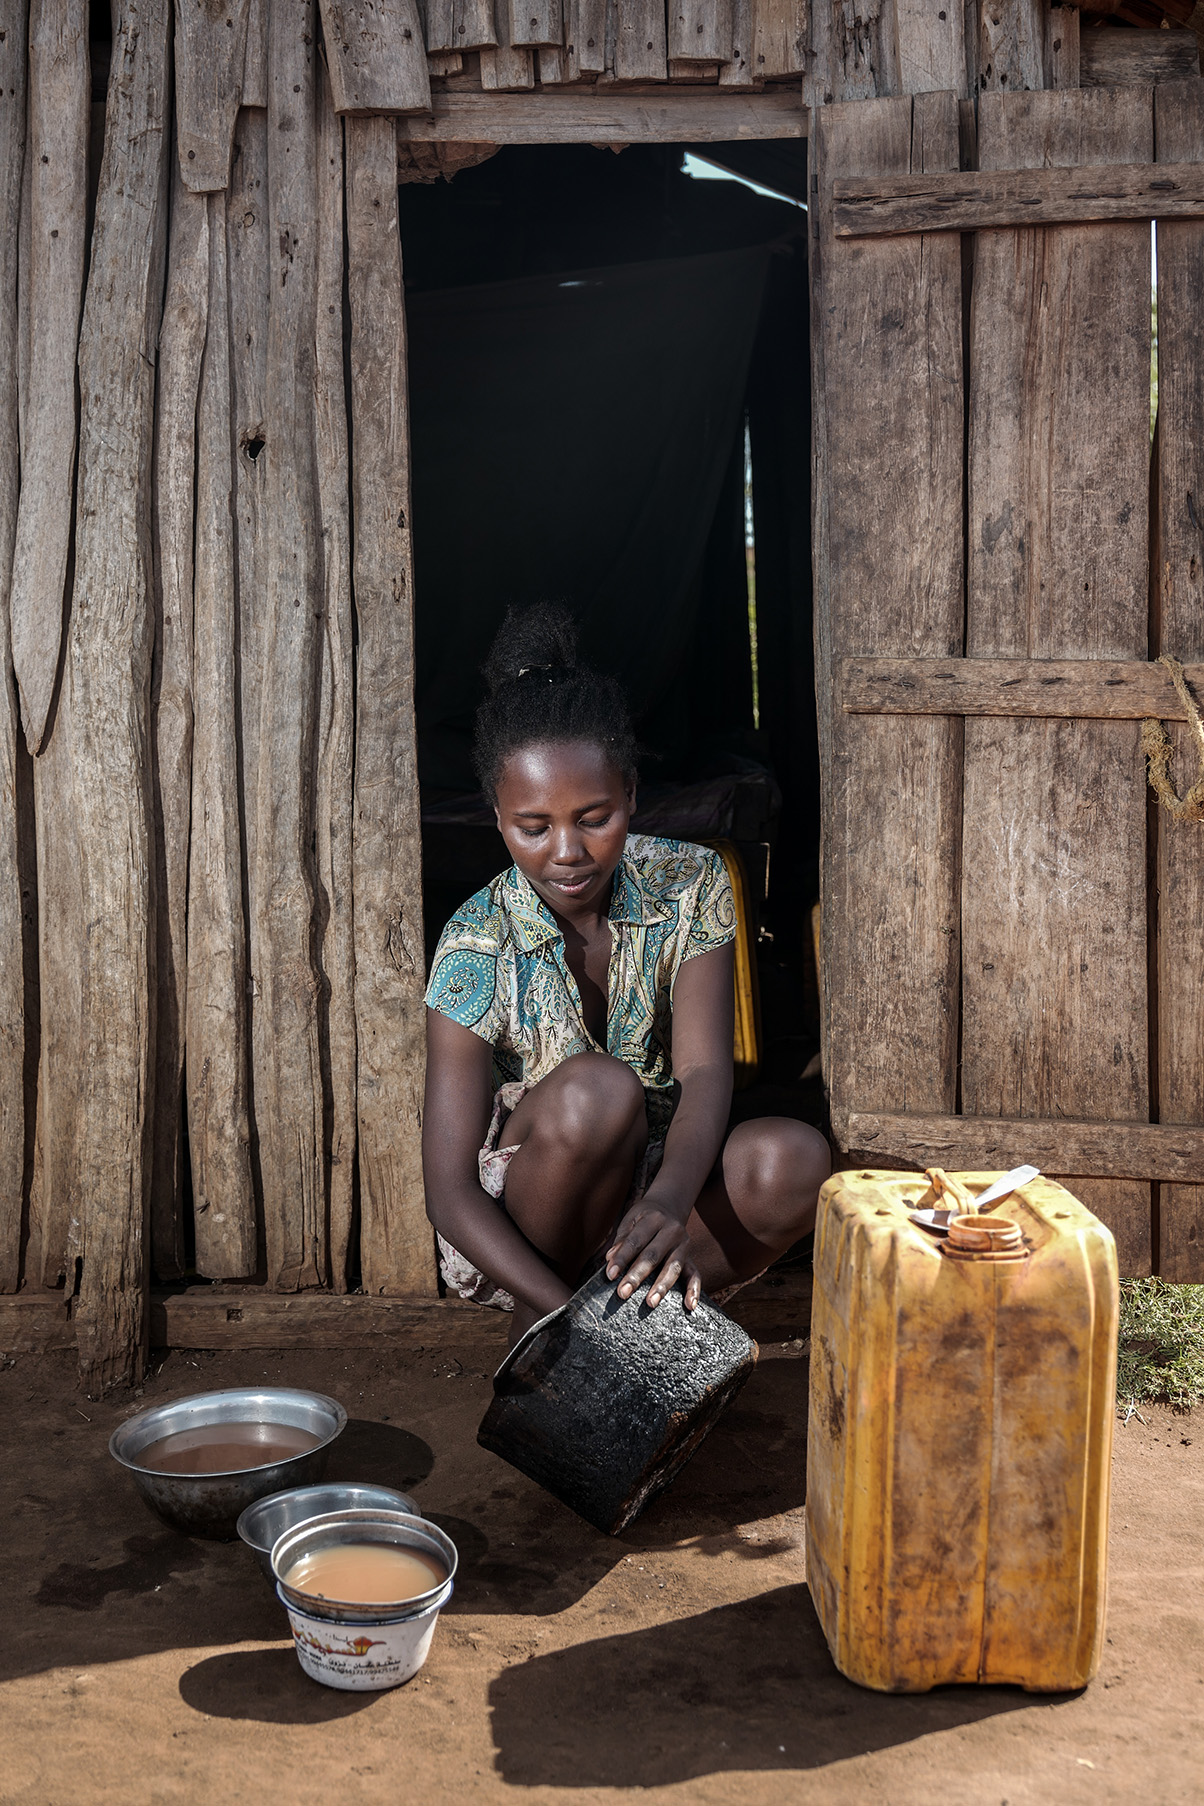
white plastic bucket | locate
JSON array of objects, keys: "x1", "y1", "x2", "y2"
[{"x1": 278, "y1": 1578, "x2": 453, "y2": 1691}]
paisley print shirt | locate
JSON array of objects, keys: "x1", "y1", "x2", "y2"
[{"x1": 424, "y1": 835, "x2": 737, "y2": 1137}]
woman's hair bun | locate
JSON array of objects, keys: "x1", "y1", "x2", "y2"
[
  {"x1": 482, "y1": 601, "x2": 579, "y2": 696},
  {"x1": 473, "y1": 600, "x2": 638, "y2": 802}
]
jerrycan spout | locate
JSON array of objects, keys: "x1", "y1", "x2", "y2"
[{"x1": 942, "y1": 1214, "x2": 1028, "y2": 1263}]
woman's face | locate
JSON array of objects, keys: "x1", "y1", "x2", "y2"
[{"x1": 494, "y1": 740, "x2": 635, "y2": 919}]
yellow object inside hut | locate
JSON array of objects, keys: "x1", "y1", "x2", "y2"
[
  {"x1": 806, "y1": 1168, "x2": 1118, "y2": 1694},
  {"x1": 702, "y1": 840, "x2": 761, "y2": 1090}
]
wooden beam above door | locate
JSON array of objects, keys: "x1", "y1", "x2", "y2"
[
  {"x1": 834, "y1": 157, "x2": 1204, "y2": 235},
  {"x1": 396, "y1": 83, "x2": 807, "y2": 142}
]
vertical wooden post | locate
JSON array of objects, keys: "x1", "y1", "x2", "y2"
[
  {"x1": 810, "y1": 94, "x2": 966, "y2": 1154},
  {"x1": 1152, "y1": 80, "x2": 1204, "y2": 1280},
  {"x1": 151, "y1": 166, "x2": 208, "y2": 1282},
  {"x1": 69, "y1": 0, "x2": 170, "y2": 1391},
  {"x1": 226, "y1": 103, "x2": 269, "y2": 1239},
  {"x1": 314, "y1": 65, "x2": 357, "y2": 1292},
  {"x1": 25, "y1": 0, "x2": 89, "y2": 1291},
  {"x1": 16, "y1": 0, "x2": 88, "y2": 1287},
  {"x1": 346, "y1": 114, "x2": 434, "y2": 1296},
  {"x1": 187, "y1": 194, "x2": 257, "y2": 1278},
  {"x1": 255, "y1": 0, "x2": 325, "y2": 1291},
  {"x1": 9, "y1": 0, "x2": 89, "y2": 757},
  {"x1": 0, "y1": 0, "x2": 28, "y2": 1291},
  {"x1": 29, "y1": 714, "x2": 81, "y2": 1288}
]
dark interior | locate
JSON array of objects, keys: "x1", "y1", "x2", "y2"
[{"x1": 399, "y1": 142, "x2": 823, "y2": 1113}]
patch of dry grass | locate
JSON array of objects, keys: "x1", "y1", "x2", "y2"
[{"x1": 1117, "y1": 1278, "x2": 1204, "y2": 1411}]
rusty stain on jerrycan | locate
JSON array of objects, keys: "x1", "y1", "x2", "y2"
[
  {"x1": 806, "y1": 1170, "x2": 1119, "y2": 1694},
  {"x1": 477, "y1": 1268, "x2": 758, "y2": 1535}
]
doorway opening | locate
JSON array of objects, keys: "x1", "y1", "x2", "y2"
[{"x1": 400, "y1": 141, "x2": 822, "y2": 1126}]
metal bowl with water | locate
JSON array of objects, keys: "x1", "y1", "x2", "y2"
[
  {"x1": 237, "y1": 1484, "x2": 418, "y2": 1580},
  {"x1": 272, "y1": 1510, "x2": 459, "y2": 1692},
  {"x1": 109, "y1": 1387, "x2": 347, "y2": 1540},
  {"x1": 272, "y1": 1508, "x2": 458, "y2": 1623}
]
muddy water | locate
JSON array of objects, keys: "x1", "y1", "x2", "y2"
[
  {"x1": 285, "y1": 1543, "x2": 446, "y2": 1604},
  {"x1": 137, "y1": 1422, "x2": 322, "y2": 1474}
]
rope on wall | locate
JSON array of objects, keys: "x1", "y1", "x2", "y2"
[{"x1": 1142, "y1": 654, "x2": 1204, "y2": 825}]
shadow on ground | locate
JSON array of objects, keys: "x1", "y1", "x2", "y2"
[
  {"x1": 324, "y1": 1420, "x2": 435, "y2": 1493},
  {"x1": 178, "y1": 1647, "x2": 376, "y2": 1722},
  {"x1": 489, "y1": 1584, "x2": 1046, "y2": 1785}
]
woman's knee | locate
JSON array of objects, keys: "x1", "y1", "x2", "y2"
[
  {"x1": 724, "y1": 1118, "x2": 831, "y2": 1231},
  {"x1": 538, "y1": 1053, "x2": 646, "y2": 1151}
]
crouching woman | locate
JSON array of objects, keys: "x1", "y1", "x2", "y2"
[{"x1": 422, "y1": 605, "x2": 831, "y2": 1343}]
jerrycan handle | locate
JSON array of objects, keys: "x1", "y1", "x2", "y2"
[{"x1": 942, "y1": 1215, "x2": 1028, "y2": 1263}]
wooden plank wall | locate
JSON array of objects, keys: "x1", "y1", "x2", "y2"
[
  {"x1": 1, "y1": 0, "x2": 447, "y2": 1390},
  {"x1": 814, "y1": 71, "x2": 1204, "y2": 1279},
  {"x1": 409, "y1": 0, "x2": 807, "y2": 90},
  {"x1": 0, "y1": 0, "x2": 1199, "y2": 1384},
  {"x1": 353, "y1": 0, "x2": 1173, "y2": 98}
]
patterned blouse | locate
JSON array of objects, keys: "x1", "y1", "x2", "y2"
[{"x1": 424, "y1": 834, "x2": 737, "y2": 1138}]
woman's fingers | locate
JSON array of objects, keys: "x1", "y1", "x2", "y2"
[
  {"x1": 605, "y1": 1208, "x2": 642, "y2": 1264},
  {"x1": 605, "y1": 1212, "x2": 662, "y2": 1280},
  {"x1": 659, "y1": 1258, "x2": 702, "y2": 1310},
  {"x1": 614, "y1": 1225, "x2": 689, "y2": 1301},
  {"x1": 605, "y1": 1207, "x2": 702, "y2": 1306},
  {"x1": 645, "y1": 1255, "x2": 682, "y2": 1308},
  {"x1": 605, "y1": 1236, "x2": 644, "y2": 1281}
]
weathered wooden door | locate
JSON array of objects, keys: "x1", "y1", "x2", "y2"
[{"x1": 811, "y1": 82, "x2": 1204, "y2": 1278}]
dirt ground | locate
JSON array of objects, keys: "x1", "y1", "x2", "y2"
[{"x1": 1, "y1": 1331, "x2": 1200, "y2": 1806}]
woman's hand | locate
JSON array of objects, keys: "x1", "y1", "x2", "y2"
[
  {"x1": 605, "y1": 1195, "x2": 702, "y2": 1311},
  {"x1": 603, "y1": 941, "x2": 733, "y2": 1312}
]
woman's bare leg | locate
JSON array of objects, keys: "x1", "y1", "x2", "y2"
[
  {"x1": 500, "y1": 1052, "x2": 648, "y2": 1342},
  {"x1": 685, "y1": 1118, "x2": 831, "y2": 1298}
]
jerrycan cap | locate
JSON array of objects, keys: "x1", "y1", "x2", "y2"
[{"x1": 941, "y1": 1214, "x2": 1028, "y2": 1262}]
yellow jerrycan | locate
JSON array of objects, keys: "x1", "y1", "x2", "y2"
[{"x1": 806, "y1": 1169, "x2": 1118, "y2": 1693}]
